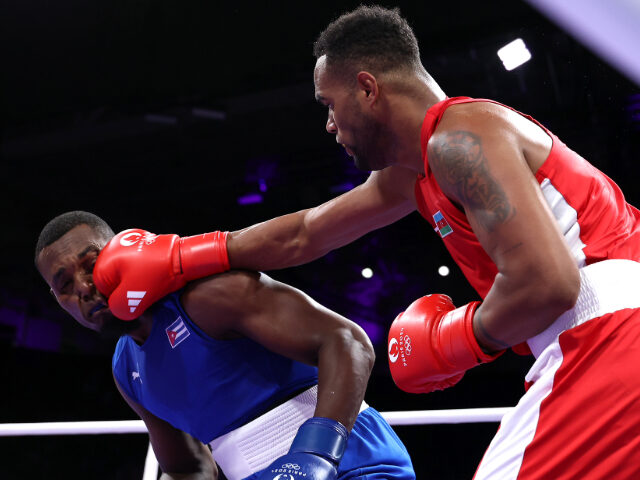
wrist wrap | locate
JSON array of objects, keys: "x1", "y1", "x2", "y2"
[{"x1": 289, "y1": 417, "x2": 348, "y2": 464}]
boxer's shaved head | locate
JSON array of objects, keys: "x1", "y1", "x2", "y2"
[{"x1": 35, "y1": 211, "x2": 114, "y2": 265}]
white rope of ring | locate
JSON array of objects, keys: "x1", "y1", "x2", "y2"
[
  {"x1": 0, "y1": 407, "x2": 513, "y2": 480},
  {"x1": 0, "y1": 407, "x2": 512, "y2": 436}
]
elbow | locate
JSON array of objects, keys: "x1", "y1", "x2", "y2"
[
  {"x1": 538, "y1": 263, "x2": 581, "y2": 317},
  {"x1": 353, "y1": 324, "x2": 376, "y2": 373},
  {"x1": 561, "y1": 272, "x2": 581, "y2": 310},
  {"x1": 341, "y1": 325, "x2": 376, "y2": 375},
  {"x1": 557, "y1": 260, "x2": 581, "y2": 308},
  {"x1": 362, "y1": 337, "x2": 376, "y2": 375},
  {"x1": 363, "y1": 337, "x2": 376, "y2": 376},
  {"x1": 505, "y1": 257, "x2": 581, "y2": 326}
]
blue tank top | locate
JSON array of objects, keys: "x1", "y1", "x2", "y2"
[{"x1": 112, "y1": 291, "x2": 318, "y2": 443}]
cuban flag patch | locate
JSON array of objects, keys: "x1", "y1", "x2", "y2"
[
  {"x1": 433, "y1": 210, "x2": 454, "y2": 238},
  {"x1": 166, "y1": 316, "x2": 190, "y2": 349}
]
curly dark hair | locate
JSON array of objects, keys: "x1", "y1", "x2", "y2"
[
  {"x1": 35, "y1": 210, "x2": 114, "y2": 265},
  {"x1": 313, "y1": 5, "x2": 421, "y2": 76}
]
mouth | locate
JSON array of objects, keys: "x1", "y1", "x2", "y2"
[
  {"x1": 88, "y1": 303, "x2": 107, "y2": 318},
  {"x1": 341, "y1": 144, "x2": 355, "y2": 157}
]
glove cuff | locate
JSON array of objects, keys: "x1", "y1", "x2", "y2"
[
  {"x1": 179, "y1": 231, "x2": 230, "y2": 280},
  {"x1": 289, "y1": 417, "x2": 348, "y2": 465},
  {"x1": 439, "y1": 301, "x2": 504, "y2": 368}
]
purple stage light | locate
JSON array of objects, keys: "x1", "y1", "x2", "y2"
[
  {"x1": 245, "y1": 156, "x2": 279, "y2": 184},
  {"x1": 0, "y1": 306, "x2": 62, "y2": 352},
  {"x1": 237, "y1": 193, "x2": 263, "y2": 205},
  {"x1": 329, "y1": 182, "x2": 355, "y2": 194},
  {"x1": 356, "y1": 318, "x2": 384, "y2": 345},
  {"x1": 347, "y1": 275, "x2": 384, "y2": 308}
]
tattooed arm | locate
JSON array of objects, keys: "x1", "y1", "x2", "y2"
[{"x1": 428, "y1": 103, "x2": 580, "y2": 352}]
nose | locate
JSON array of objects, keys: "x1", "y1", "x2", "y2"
[
  {"x1": 326, "y1": 110, "x2": 337, "y2": 134},
  {"x1": 75, "y1": 271, "x2": 94, "y2": 302}
]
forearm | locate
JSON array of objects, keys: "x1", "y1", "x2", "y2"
[
  {"x1": 474, "y1": 267, "x2": 580, "y2": 352},
  {"x1": 159, "y1": 458, "x2": 217, "y2": 480},
  {"x1": 314, "y1": 327, "x2": 375, "y2": 430},
  {"x1": 227, "y1": 209, "x2": 325, "y2": 271},
  {"x1": 156, "y1": 440, "x2": 218, "y2": 480},
  {"x1": 227, "y1": 175, "x2": 416, "y2": 272}
]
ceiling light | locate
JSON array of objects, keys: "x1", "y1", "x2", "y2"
[
  {"x1": 497, "y1": 38, "x2": 532, "y2": 71},
  {"x1": 361, "y1": 267, "x2": 373, "y2": 279}
]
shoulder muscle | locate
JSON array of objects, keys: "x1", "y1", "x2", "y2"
[{"x1": 179, "y1": 271, "x2": 265, "y2": 339}]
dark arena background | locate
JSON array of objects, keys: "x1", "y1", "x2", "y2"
[{"x1": 1, "y1": 1, "x2": 638, "y2": 479}]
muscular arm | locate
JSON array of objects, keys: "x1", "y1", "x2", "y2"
[
  {"x1": 428, "y1": 104, "x2": 580, "y2": 351},
  {"x1": 180, "y1": 271, "x2": 375, "y2": 430},
  {"x1": 227, "y1": 165, "x2": 417, "y2": 271},
  {"x1": 114, "y1": 378, "x2": 217, "y2": 480}
]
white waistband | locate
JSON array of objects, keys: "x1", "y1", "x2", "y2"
[
  {"x1": 209, "y1": 385, "x2": 369, "y2": 480},
  {"x1": 527, "y1": 259, "x2": 640, "y2": 358}
]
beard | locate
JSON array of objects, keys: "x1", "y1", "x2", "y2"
[
  {"x1": 349, "y1": 108, "x2": 389, "y2": 172},
  {"x1": 98, "y1": 312, "x2": 143, "y2": 341}
]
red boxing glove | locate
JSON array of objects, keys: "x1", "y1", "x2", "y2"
[
  {"x1": 387, "y1": 294, "x2": 503, "y2": 394},
  {"x1": 94, "y1": 228, "x2": 229, "y2": 320}
]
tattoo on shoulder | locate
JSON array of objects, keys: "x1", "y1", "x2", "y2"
[{"x1": 429, "y1": 130, "x2": 515, "y2": 232}]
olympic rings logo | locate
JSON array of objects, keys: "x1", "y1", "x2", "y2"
[
  {"x1": 281, "y1": 463, "x2": 300, "y2": 470},
  {"x1": 404, "y1": 335, "x2": 412, "y2": 356}
]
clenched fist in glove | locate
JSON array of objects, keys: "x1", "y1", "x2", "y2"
[
  {"x1": 94, "y1": 228, "x2": 229, "y2": 320},
  {"x1": 388, "y1": 294, "x2": 503, "y2": 393},
  {"x1": 257, "y1": 417, "x2": 348, "y2": 480}
]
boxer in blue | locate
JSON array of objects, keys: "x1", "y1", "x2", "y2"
[{"x1": 35, "y1": 211, "x2": 415, "y2": 480}]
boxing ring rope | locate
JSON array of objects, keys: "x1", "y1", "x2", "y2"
[{"x1": 0, "y1": 407, "x2": 512, "y2": 479}]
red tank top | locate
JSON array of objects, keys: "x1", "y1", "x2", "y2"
[{"x1": 415, "y1": 97, "x2": 640, "y2": 298}]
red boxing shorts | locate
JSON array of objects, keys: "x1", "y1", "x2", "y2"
[{"x1": 474, "y1": 259, "x2": 640, "y2": 480}]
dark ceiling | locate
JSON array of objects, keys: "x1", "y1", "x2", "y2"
[
  {"x1": 1, "y1": 1, "x2": 639, "y2": 479},
  {"x1": 2, "y1": 0, "x2": 639, "y2": 351}
]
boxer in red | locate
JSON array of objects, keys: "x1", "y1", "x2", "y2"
[{"x1": 93, "y1": 5, "x2": 640, "y2": 479}]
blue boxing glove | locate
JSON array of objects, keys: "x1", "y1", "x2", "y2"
[{"x1": 257, "y1": 417, "x2": 348, "y2": 480}]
